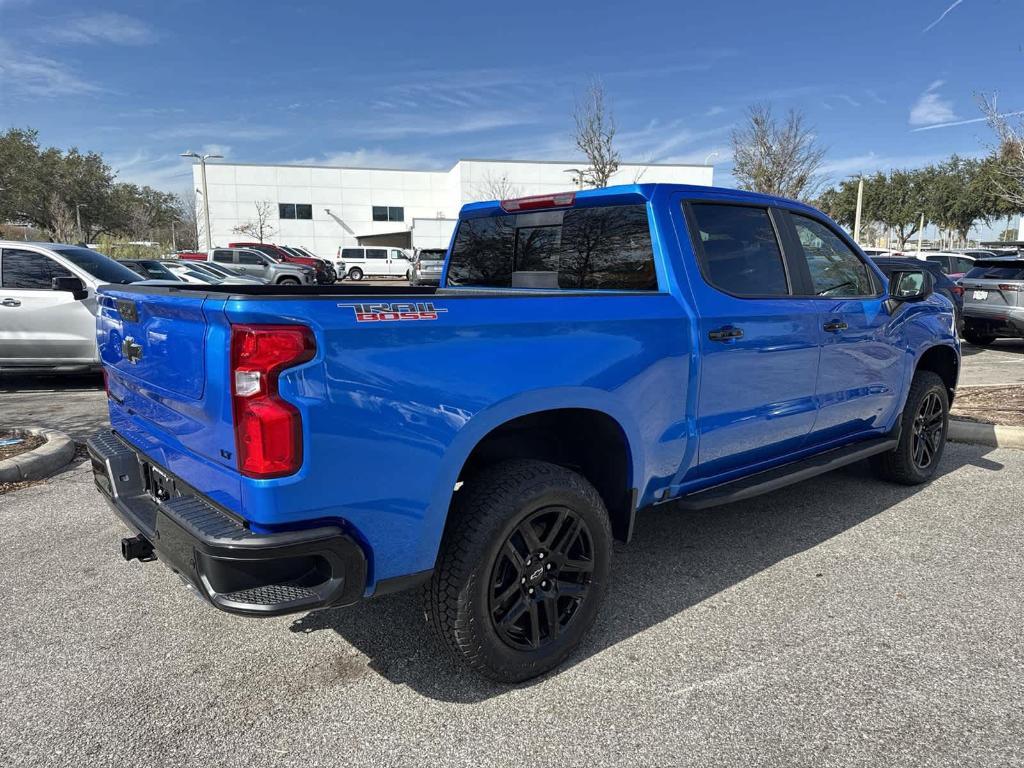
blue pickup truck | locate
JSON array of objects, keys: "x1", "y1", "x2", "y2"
[{"x1": 88, "y1": 184, "x2": 959, "y2": 681}]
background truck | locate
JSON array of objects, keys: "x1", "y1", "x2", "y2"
[{"x1": 88, "y1": 184, "x2": 958, "y2": 682}]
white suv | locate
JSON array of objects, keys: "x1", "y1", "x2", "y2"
[
  {"x1": 0, "y1": 241, "x2": 143, "y2": 372},
  {"x1": 337, "y1": 247, "x2": 411, "y2": 281}
]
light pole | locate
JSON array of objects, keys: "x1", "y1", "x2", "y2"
[
  {"x1": 703, "y1": 151, "x2": 720, "y2": 166},
  {"x1": 853, "y1": 177, "x2": 864, "y2": 245},
  {"x1": 75, "y1": 203, "x2": 87, "y2": 242},
  {"x1": 563, "y1": 168, "x2": 584, "y2": 189},
  {"x1": 180, "y1": 151, "x2": 222, "y2": 251}
]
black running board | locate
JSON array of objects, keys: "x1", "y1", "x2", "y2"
[{"x1": 674, "y1": 435, "x2": 898, "y2": 511}]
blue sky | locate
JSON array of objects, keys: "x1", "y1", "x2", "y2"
[{"x1": 1, "y1": 0, "x2": 1022, "y2": 235}]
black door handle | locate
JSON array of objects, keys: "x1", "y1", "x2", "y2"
[
  {"x1": 708, "y1": 326, "x2": 744, "y2": 341},
  {"x1": 823, "y1": 320, "x2": 848, "y2": 333}
]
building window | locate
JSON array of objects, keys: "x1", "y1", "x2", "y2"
[
  {"x1": 279, "y1": 203, "x2": 312, "y2": 220},
  {"x1": 372, "y1": 206, "x2": 404, "y2": 222}
]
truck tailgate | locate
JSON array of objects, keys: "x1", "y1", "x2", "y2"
[
  {"x1": 101, "y1": 291, "x2": 208, "y2": 397},
  {"x1": 97, "y1": 287, "x2": 241, "y2": 512}
]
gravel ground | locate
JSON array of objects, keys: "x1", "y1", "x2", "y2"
[
  {"x1": 951, "y1": 385, "x2": 1024, "y2": 426},
  {"x1": 2, "y1": 443, "x2": 1023, "y2": 767}
]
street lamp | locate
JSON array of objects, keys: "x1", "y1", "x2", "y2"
[
  {"x1": 703, "y1": 152, "x2": 720, "y2": 166},
  {"x1": 563, "y1": 168, "x2": 584, "y2": 189},
  {"x1": 75, "y1": 203, "x2": 87, "y2": 242},
  {"x1": 180, "y1": 151, "x2": 222, "y2": 251}
]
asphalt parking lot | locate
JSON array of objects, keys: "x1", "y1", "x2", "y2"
[{"x1": 2, "y1": 343, "x2": 1023, "y2": 767}]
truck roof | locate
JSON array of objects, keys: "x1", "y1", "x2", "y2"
[{"x1": 458, "y1": 183, "x2": 820, "y2": 219}]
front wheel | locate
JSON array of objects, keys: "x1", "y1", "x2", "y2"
[
  {"x1": 871, "y1": 370, "x2": 949, "y2": 485},
  {"x1": 277, "y1": 277, "x2": 299, "y2": 285},
  {"x1": 423, "y1": 460, "x2": 612, "y2": 683}
]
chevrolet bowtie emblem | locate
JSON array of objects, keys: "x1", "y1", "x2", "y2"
[{"x1": 121, "y1": 337, "x2": 143, "y2": 365}]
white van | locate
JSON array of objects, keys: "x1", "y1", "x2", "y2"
[{"x1": 337, "y1": 247, "x2": 411, "y2": 281}]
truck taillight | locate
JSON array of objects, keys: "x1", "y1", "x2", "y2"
[
  {"x1": 230, "y1": 324, "x2": 316, "y2": 478},
  {"x1": 998, "y1": 283, "x2": 1020, "y2": 292},
  {"x1": 500, "y1": 192, "x2": 575, "y2": 212}
]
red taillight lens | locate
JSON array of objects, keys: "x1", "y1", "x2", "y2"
[
  {"x1": 998, "y1": 283, "x2": 1020, "y2": 292},
  {"x1": 950, "y1": 285, "x2": 964, "y2": 297},
  {"x1": 500, "y1": 192, "x2": 575, "y2": 212},
  {"x1": 230, "y1": 324, "x2": 316, "y2": 478}
]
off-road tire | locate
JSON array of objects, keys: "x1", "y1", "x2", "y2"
[
  {"x1": 870, "y1": 370, "x2": 949, "y2": 485},
  {"x1": 423, "y1": 460, "x2": 612, "y2": 683},
  {"x1": 963, "y1": 328, "x2": 995, "y2": 346}
]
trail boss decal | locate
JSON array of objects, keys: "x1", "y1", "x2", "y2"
[{"x1": 338, "y1": 302, "x2": 448, "y2": 322}]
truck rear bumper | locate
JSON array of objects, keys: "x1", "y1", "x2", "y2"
[{"x1": 87, "y1": 430, "x2": 367, "y2": 617}]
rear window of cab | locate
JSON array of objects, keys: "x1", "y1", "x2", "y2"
[{"x1": 445, "y1": 204, "x2": 657, "y2": 291}]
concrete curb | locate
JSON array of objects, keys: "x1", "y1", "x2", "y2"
[
  {"x1": 948, "y1": 418, "x2": 1024, "y2": 449},
  {"x1": 0, "y1": 427, "x2": 77, "y2": 483}
]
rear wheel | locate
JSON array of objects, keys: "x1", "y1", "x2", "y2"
[
  {"x1": 423, "y1": 460, "x2": 612, "y2": 683},
  {"x1": 964, "y1": 328, "x2": 995, "y2": 346},
  {"x1": 871, "y1": 370, "x2": 949, "y2": 485},
  {"x1": 349, "y1": 267, "x2": 363, "y2": 281}
]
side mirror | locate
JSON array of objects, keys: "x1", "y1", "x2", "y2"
[
  {"x1": 52, "y1": 276, "x2": 87, "y2": 300},
  {"x1": 888, "y1": 269, "x2": 933, "y2": 302}
]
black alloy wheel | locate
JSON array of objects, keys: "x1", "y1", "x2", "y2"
[
  {"x1": 912, "y1": 391, "x2": 945, "y2": 471},
  {"x1": 488, "y1": 506, "x2": 594, "y2": 651}
]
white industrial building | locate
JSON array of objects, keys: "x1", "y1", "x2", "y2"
[{"x1": 192, "y1": 159, "x2": 714, "y2": 257}]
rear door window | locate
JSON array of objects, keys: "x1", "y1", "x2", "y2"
[
  {"x1": 446, "y1": 204, "x2": 657, "y2": 290},
  {"x1": 212, "y1": 250, "x2": 234, "y2": 263},
  {"x1": 238, "y1": 251, "x2": 264, "y2": 265},
  {"x1": 688, "y1": 204, "x2": 789, "y2": 297},
  {"x1": 341, "y1": 248, "x2": 363, "y2": 260}
]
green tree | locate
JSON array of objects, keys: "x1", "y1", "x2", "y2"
[{"x1": 0, "y1": 127, "x2": 178, "y2": 243}]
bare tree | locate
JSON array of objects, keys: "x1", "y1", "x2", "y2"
[
  {"x1": 731, "y1": 104, "x2": 826, "y2": 201},
  {"x1": 175, "y1": 190, "x2": 199, "y2": 250},
  {"x1": 47, "y1": 194, "x2": 77, "y2": 242},
  {"x1": 232, "y1": 200, "x2": 276, "y2": 243},
  {"x1": 573, "y1": 79, "x2": 620, "y2": 188},
  {"x1": 474, "y1": 170, "x2": 521, "y2": 201},
  {"x1": 979, "y1": 94, "x2": 1024, "y2": 210}
]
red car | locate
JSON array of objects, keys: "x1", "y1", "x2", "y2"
[{"x1": 228, "y1": 242, "x2": 335, "y2": 284}]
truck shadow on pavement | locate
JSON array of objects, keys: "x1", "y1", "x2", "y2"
[{"x1": 288, "y1": 446, "x2": 1004, "y2": 702}]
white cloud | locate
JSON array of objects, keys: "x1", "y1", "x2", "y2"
[
  {"x1": 911, "y1": 110, "x2": 1024, "y2": 132},
  {"x1": 616, "y1": 120, "x2": 734, "y2": 162},
  {"x1": 200, "y1": 144, "x2": 232, "y2": 159},
  {"x1": 923, "y1": 0, "x2": 964, "y2": 33},
  {"x1": 705, "y1": 106, "x2": 726, "y2": 117},
  {"x1": 150, "y1": 122, "x2": 287, "y2": 141},
  {"x1": 909, "y1": 80, "x2": 957, "y2": 127},
  {"x1": 338, "y1": 111, "x2": 538, "y2": 140},
  {"x1": 45, "y1": 13, "x2": 155, "y2": 45},
  {"x1": 0, "y1": 39, "x2": 99, "y2": 97},
  {"x1": 287, "y1": 148, "x2": 445, "y2": 170},
  {"x1": 818, "y1": 150, "x2": 979, "y2": 178},
  {"x1": 108, "y1": 150, "x2": 194, "y2": 192}
]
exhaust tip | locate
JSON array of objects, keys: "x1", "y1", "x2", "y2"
[{"x1": 121, "y1": 535, "x2": 155, "y2": 562}]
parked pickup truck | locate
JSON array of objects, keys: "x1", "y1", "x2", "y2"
[{"x1": 87, "y1": 184, "x2": 959, "y2": 682}]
